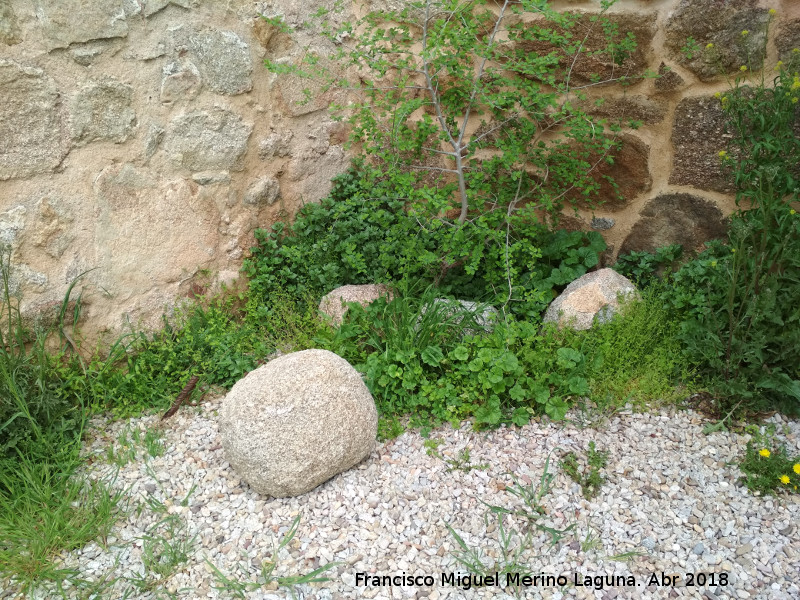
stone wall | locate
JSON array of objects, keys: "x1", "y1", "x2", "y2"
[{"x1": 0, "y1": 0, "x2": 798, "y2": 340}]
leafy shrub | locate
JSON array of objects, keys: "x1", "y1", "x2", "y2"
[
  {"x1": 244, "y1": 162, "x2": 607, "y2": 320},
  {"x1": 324, "y1": 281, "x2": 684, "y2": 432},
  {"x1": 275, "y1": 0, "x2": 640, "y2": 223},
  {"x1": 258, "y1": 0, "x2": 638, "y2": 319},
  {"x1": 613, "y1": 244, "x2": 683, "y2": 287},
  {"x1": 60, "y1": 296, "x2": 273, "y2": 416}
]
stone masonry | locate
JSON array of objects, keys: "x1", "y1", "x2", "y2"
[{"x1": 0, "y1": 0, "x2": 798, "y2": 341}]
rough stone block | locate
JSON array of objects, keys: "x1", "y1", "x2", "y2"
[
  {"x1": 93, "y1": 163, "x2": 220, "y2": 290},
  {"x1": 189, "y1": 29, "x2": 253, "y2": 95},
  {"x1": 568, "y1": 133, "x2": 651, "y2": 211},
  {"x1": 665, "y1": 0, "x2": 769, "y2": 82},
  {"x1": 165, "y1": 107, "x2": 252, "y2": 172},
  {"x1": 619, "y1": 193, "x2": 728, "y2": 256},
  {"x1": 36, "y1": 0, "x2": 128, "y2": 51},
  {"x1": 515, "y1": 12, "x2": 656, "y2": 86},
  {"x1": 654, "y1": 62, "x2": 685, "y2": 93},
  {"x1": 160, "y1": 60, "x2": 202, "y2": 103},
  {"x1": 70, "y1": 79, "x2": 137, "y2": 146},
  {"x1": 579, "y1": 95, "x2": 668, "y2": 125},
  {"x1": 776, "y1": 19, "x2": 800, "y2": 62},
  {"x1": 670, "y1": 95, "x2": 733, "y2": 193},
  {"x1": 243, "y1": 176, "x2": 280, "y2": 206},
  {"x1": 0, "y1": 60, "x2": 67, "y2": 180}
]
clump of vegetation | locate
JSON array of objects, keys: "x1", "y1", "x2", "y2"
[
  {"x1": 323, "y1": 282, "x2": 687, "y2": 430},
  {"x1": 663, "y1": 19, "x2": 800, "y2": 418},
  {"x1": 560, "y1": 441, "x2": 610, "y2": 499},
  {"x1": 738, "y1": 426, "x2": 800, "y2": 495},
  {"x1": 206, "y1": 515, "x2": 339, "y2": 599},
  {"x1": 0, "y1": 247, "x2": 125, "y2": 596},
  {"x1": 613, "y1": 244, "x2": 683, "y2": 287}
]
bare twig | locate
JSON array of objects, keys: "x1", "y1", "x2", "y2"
[{"x1": 161, "y1": 375, "x2": 200, "y2": 421}]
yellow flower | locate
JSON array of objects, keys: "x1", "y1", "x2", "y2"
[
  {"x1": 791, "y1": 209, "x2": 797, "y2": 215},
  {"x1": 775, "y1": 61, "x2": 784, "y2": 71},
  {"x1": 794, "y1": 48, "x2": 800, "y2": 54},
  {"x1": 706, "y1": 43, "x2": 714, "y2": 49},
  {"x1": 741, "y1": 30, "x2": 749, "y2": 36},
  {"x1": 760, "y1": 448, "x2": 771, "y2": 457},
  {"x1": 719, "y1": 150, "x2": 728, "y2": 158},
  {"x1": 711, "y1": 260, "x2": 718, "y2": 268},
  {"x1": 732, "y1": 248, "x2": 737, "y2": 254},
  {"x1": 769, "y1": 8, "x2": 776, "y2": 15},
  {"x1": 794, "y1": 463, "x2": 800, "y2": 474},
  {"x1": 794, "y1": 98, "x2": 799, "y2": 104},
  {"x1": 780, "y1": 475, "x2": 790, "y2": 484},
  {"x1": 740, "y1": 65, "x2": 748, "y2": 72}
]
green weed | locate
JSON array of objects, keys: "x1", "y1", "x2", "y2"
[
  {"x1": 105, "y1": 426, "x2": 166, "y2": 467},
  {"x1": 124, "y1": 513, "x2": 197, "y2": 594},
  {"x1": 738, "y1": 426, "x2": 800, "y2": 495},
  {"x1": 560, "y1": 441, "x2": 610, "y2": 500},
  {"x1": 206, "y1": 515, "x2": 339, "y2": 599},
  {"x1": 423, "y1": 438, "x2": 489, "y2": 473}
]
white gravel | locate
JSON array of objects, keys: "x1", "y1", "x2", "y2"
[{"x1": 35, "y1": 397, "x2": 800, "y2": 599}]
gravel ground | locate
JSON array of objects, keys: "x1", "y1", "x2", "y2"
[{"x1": 37, "y1": 396, "x2": 800, "y2": 600}]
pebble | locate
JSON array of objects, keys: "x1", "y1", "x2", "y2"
[{"x1": 24, "y1": 399, "x2": 800, "y2": 600}]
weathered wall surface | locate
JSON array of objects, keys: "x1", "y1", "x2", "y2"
[
  {"x1": 0, "y1": 0, "x2": 798, "y2": 340},
  {"x1": 0, "y1": 0, "x2": 350, "y2": 338}
]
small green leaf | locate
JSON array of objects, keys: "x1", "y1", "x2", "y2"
[
  {"x1": 421, "y1": 345, "x2": 444, "y2": 367},
  {"x1": 452, "y1": 346, "x2": 470, "y2": 361},
  {"x1": 511, "y1": 407, "x2": 530, "y2": 427}
]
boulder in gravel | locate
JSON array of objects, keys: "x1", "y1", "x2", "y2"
[
  {"x1": 543, "y1": 268, "x2": 638, "y2": 330},
  {"x1": 319, "y1": 284, "x2": 393, "y2": 326},
  {"x1": 219, "y1": 349, "x2": 377, "y2": 497}
]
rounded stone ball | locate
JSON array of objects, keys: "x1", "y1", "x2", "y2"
[{"x1": 219, "y1": 349, "x2": 377, "y2": 498}]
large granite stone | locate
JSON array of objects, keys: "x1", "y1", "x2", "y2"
[
  {"x1": 189, "y1": 29, "x2": 253, "y2": 95},
  {"x1": 165, "y1": 108, "x2": 252, "y2": 172},
  {"x1": 544, "y1": 268, "x2": 639, "y2": 331},
  {"x1": 70, "y1": 79, "x2": 137, "y2": 146},
  {"x1": 619, "y1": 193, "x2": 728, "y2": 256},
  {"x1": 219, "y1": 349, "x2": 377, "y2": 497},
  {"x1": 36, "y1": 0, "x2": 128, "y2": 51},
  {"x1": 0, "y1": 60, "x2": 67, "y2": 180},
  {"x1": 670, "y1": 95, "x2": 733, "y2": 193}
]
